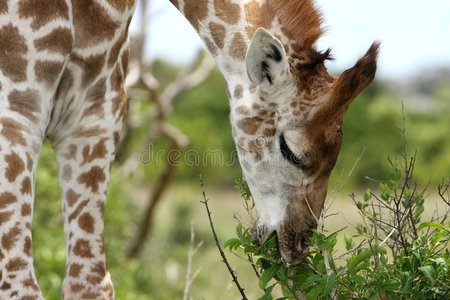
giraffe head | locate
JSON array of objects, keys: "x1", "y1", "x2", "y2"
[{"x1": 232, "y1": 28, "x2": 380, "y2": 264}]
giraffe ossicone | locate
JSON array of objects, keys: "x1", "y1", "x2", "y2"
[{"x1": 0, "y1": 0, "x2": 378, "y2": 299}]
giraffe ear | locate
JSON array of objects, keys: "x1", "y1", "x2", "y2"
[
  {"x1": 333, "y1": 41, "x2": 380, "y2": 107},
  {"x1": 246, "y1": 28, "x2": 289, "y2": 87}
]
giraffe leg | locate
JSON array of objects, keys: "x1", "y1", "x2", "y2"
[
  {"x1": 54, "y1": 133, "x2": 118, "y2": 300},
  {"x1": 0, "y1": 123, "x2": 44, "y2": 299}
]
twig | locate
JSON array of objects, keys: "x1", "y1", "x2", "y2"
[
  {"x1": 199, "y1": 175, "x2": 248, "y2": 300},
  {"x1": 379, "y1": 207, "x2": 411, "y2": 247},
  {"x1": 438, "y1": 179, "x2": 450, "y2": 207},
  {"x1": 400, "y1": 101, "x2": 409, "y2": 183},
  {"x1": 328, "y1": 147, "x2": 366, "y2": 210},
  {"x1": 183, "y1": 222, "x2": 203, "y2": 300},
  {"x1": 317, "y1": 210, "x2": 337, "y2": 299}
]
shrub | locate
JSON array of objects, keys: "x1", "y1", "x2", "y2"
[{"x1": 224, "y1": 154, "x2": 450, "y2": 300}]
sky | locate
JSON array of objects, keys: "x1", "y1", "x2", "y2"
[{"x1": 130, "y1": 0, "x2": 450, "y2": 79}]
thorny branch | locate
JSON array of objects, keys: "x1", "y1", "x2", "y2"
[{"x1": 199, "y1": 175, "x2": 249, "y2": 300}]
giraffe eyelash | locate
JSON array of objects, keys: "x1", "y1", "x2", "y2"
[{"x1": 279, "y1": 134, "x2": 310, "y2": 170}]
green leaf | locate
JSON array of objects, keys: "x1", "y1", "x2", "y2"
[
  {"x1": 259, "y1": 265, "x2": 280, "y2": 290},
  {"x1": 418, "y1": 222, "x2": 450, "y2": 234},
  {"x1": 364, "y1": 189, "x2": 372, "y2": 202},
  {"x1": 259, "y1": 283, "x2": 276, "y2": 300},
  {"x1": 418, "y1": 265, "x2": 437, "y2": 286},
  {"x1": 322, "y1": 272, "x2": 337, "y2": 296},
  {"x1": 223, "y1": 238, "x2": 242, "y2": 251},
  {"x1": 256, "y1": 231, "x2": 278, "y2": 256},
  {"x1": 344, "y1": 234, "x2": 354, "y2": 251},
  {"x1": 274, "y1": 266, "x2": 289, "y2": 285},
  {"x1": 400, "y1": 272, "x2": 412, "y2": 294},
  {"x1": 347, "y1": 249, "x2": 373, "y2": 273}
]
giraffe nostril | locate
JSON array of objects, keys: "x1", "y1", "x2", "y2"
[{"x1": 295, "y1": 231, "x2": 312, "y2": 252}]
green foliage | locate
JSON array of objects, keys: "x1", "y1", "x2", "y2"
[{"x1": 227, "y1": 155, "x2": 450, "y2": 299}]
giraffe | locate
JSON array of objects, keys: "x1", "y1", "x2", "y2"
[
  {"x1": 170, "y1": 0, "x2": 379, "y2": 264},
  {"x1": 0, "y1": 0, "x2": 135, "y2": 299},
  {"x1": 0, "y1": 0, "x2": 378, "y2": 299}
]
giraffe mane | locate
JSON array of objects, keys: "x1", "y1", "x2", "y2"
[{"x1": 269, "y1": 0, "x2": 323, "y2": 50}]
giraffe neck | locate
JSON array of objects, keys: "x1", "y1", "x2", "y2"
[{"x1": 172, "y1": 0, "x2": 322, "y2": 102}]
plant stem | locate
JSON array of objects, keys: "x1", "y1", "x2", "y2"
[{"x1": 200, "y1": 175, "x2": 249, "y2": 300}]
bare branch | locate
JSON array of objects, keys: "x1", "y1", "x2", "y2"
[
  {"x1": 199, "y1": 175, "x2": 248, "y2": 300},
  {"x1": 183, "y1": 222, "x2": 203, "y2": 300}
]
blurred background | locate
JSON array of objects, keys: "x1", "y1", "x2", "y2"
[{"x1": 34, "y1": 1, "x2": 450, "y2": 299}]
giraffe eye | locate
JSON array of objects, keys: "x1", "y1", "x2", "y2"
[{"x1": 279, "y1": 134, "x2": 309, "y2": 169}]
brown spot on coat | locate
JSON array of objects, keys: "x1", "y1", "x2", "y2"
[
  {"x1": 70, "y1": 284, "x2": 84, "y2": 293},
  {"x1": 34, "y1": 28, "x2": 73, "y2": 54},
  {"x1": 86, "y1": 262, "x2": 107, "y2": 285},
  {"x1": 66, "y1": 189, "x2": 81, "y2": 207},
  {"x1": 214, "y1": 0, "x2": 241, "y2": 24},
  {"x1": 209, "y1": 22, "x2": 226, "y2": 49},
  {"x1": 62, "y1": 165, "x2": 72, "y2": 181},
  {"x1": 1, "y1": 118, "x2": 27, "y2": 146},
  {"x1": 234, "y1": 85, "x2": 244, "y2": 99},
  {"x1": 72, "y1": 53, "x2": 106, "y2": 87},
  {"x1": 0, "y1": 282, "x2": 11, "y2": 290},
  {"x1": 229, "y1": 32, "x2": 247, "y2": 60},
  {"x1": 21, "y1": 204, "x2": 32, "y2": 216},
  {"x1": 21, "y1": 178, "x2": 32, "y2": 195},
  {"x1": 74, "y1": 126, "x2": 107, "y2": 138},
  {"x1": 84, "y1": 78, "x2": 106, "y2": 117},
  {"x1": 2, "y1": 224, "x2": 21, "y2": 250},
  {"x1": 19, "y1": 0, "x2": 69, "y2": 29},
  {"x1": 0, "y1": 211, "x2": 13, "y2": 226},
  {"x1": 68, "y1": 263, "x2": 83, "y2": 277},
  {"x1": 263, "y1": 127, "x2": 276, "y2": 137},
  {"x1": 78, "y1": 212, "x2": 95, "y2": 234},
  {"x1": 21, "y1": 274, "x2": 39, "y2": 291},
  {"x1": 6, "y1": 257, "x2": 28, "y2": 272},
  {"x1": 234, "y1": 105, "x2": 250, "y2": 115},
  {"x1": 0, "y1": 25, "x2": 27, "y2": 82},
  {"x1": 77, "y1": 166, "x2": 106, "y2": 194},
  {"x1": 248, "y1": 140, "x2": 263, "y2": 161},
  {"x1": 66, "y1": 144, "x2": 78, "y2": 160},
  {"x1": 183, "y1": 0, "x2": 208, "y2": 30},
  {"x1": 110, "y1": 64, "x2": 127, "y2": 119},
  {"x1": 82, "y1": 139, "x2": 108, "y2": 165},
  {"x1": 35, "y1": 61, "x2": 65, "y2": 87},
  {"x1": 73, "y1": 239, "x2": 94, "y2": 258},
  {"x1": 0, "y1": 1, "x2": 7, "y2": 12},
  {"x1": 5, "y1": 152, "x2": 25, "y2": 182},
  {"x1": 8, "y1": 89, "x2": 41, "y2": 123},
  {"x1": 24, "y1": 236, "x2": 32, "y2": 256},
  {"x1": 26, "y1": 153, "x2": 33, "y2": 171},
  {"x1": 238, "y1": 116, "x2": 264, "y2": 135},
  {"x1": 0, "y1": 192, "x2": 17, "y2": 209},
  {"x1": 72, "y1": 0, "x2": 118, "y2": 46}
]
